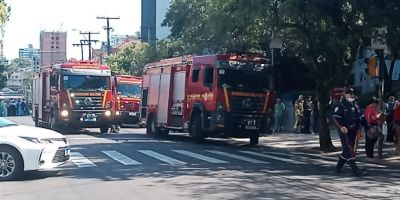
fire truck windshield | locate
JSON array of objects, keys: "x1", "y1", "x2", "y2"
[
  {"x1": 63, "y1": 75, "x2": 110, "y2": 91},
  {"x1": 218, "y1": 68, "x2": 270, "y2": 91},
  {"x1": 117, "y1": 83, "x2": 141, "y2": 98}
]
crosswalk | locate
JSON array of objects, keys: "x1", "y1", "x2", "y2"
[{"x1": 66, "y1": 149, "x2": 389, "y2": 169}]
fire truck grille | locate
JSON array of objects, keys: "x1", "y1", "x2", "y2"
[
  {"x1": 72, "y1": 96, "x2": 104, "y2": 110},
  {"x1": 231, "y1": 96, "x2": 264, "y2": 114}
]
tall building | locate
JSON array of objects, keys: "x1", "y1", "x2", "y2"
[
  {"x1": 40, "y1": 31, "x2": 67, "y2": 67},
  {"x1": 19, "y1": 44, "x2": 40, "y2": 70},
  {"x1": 141, "y1": 0, "x2": 171, "y2": 43}
]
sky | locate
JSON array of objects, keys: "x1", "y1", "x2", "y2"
[{"x1": 2, "y1": 0, "x2": 142, "y2": 60}]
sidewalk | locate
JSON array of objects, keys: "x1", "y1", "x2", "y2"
[{"x1": 258, "y1": 132, "x2": 400, "y2": 167}]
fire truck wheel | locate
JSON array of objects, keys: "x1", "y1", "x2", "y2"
[
  {"x1": 100, "y1": 126, "x2": 109, "y2": 134},
  {"x1": 190, "y1": 116, "x2": 205, "y2": 143},
  {"x1": 250, "y1": 134, "x2": 259, "y2": 146}
]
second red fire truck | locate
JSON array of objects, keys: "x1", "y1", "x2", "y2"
[
  {"x1": 140, "y1": 54, "x2": 275, "y2": 145},
  {"x1": 111, "y1": 75, "x2": 142, "y2": 130}
]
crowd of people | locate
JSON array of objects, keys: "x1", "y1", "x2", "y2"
[
  {"x1": 0, "y1": 99, "x2": 31, "y2": 117},
  {"x1": 272, "y1": 88, "x2": 400, "y2": 176}
]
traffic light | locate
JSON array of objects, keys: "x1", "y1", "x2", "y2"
[{"x1": 364, "y1": 56, "x2": 378, "y2": 77}]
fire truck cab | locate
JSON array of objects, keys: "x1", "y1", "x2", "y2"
[
  {"x1": 111, "y1": 75, "x2": 142, "y2": 126},
  {"x1": 140, "y1": 54, "x2": 274, "y2": 145},
  {"x1": 32, "y1": 61, "x2": 114, "y2": 133}
]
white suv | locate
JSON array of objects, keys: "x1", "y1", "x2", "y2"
[{"x1": 0, "y1": 118, "x2": 70, "y2": 181}]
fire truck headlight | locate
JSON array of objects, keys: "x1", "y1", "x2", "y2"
[
  {"x1": 105, "y1": 110, "x2": 111, "y2": 117},
  {"x1": 70, "y1": 93, "x2": 75, "y2": 97},
  {"x1": 75, "y1": 100, "x2": 80, "y2": 104},
  {"x1": 61, "y1": 110, "x2": 69, "y2": 117},
  {"x1": 216, "y1": 103, "x2": 224, "y2": 111},
  {"x1": 116, "y1": 111, "x2": 121, "y2": 115}
]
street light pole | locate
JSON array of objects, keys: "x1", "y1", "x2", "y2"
[{"x1": 269, "y1": 37, "x2": 283, "y2": 91}]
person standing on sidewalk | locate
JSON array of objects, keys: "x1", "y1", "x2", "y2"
[
  {"x1": 293, "y1": 95, "x2": 304, "y2": 133},
  {"x1": 332, "y1": 88, "x2": 363, "y2": 176},
  {"x1": 364, "y1": 97, "x2": 383, "y2": 159},
  {"x1": 274, "y1": 98, "x2": 286, "y2": 133},
  {"x1": 392, "y1": 100, "x2": 400, "y2": 151}
]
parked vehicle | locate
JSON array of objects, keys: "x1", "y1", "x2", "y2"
[
  {"x1": 140, "y1": 54, "x2": 275, "y2": 145},
  {"x1": 32, "y1": 61, "x2": 114, "y2": 133},
  {"x1": 0, "y1": 118, "x2": 70, "y2": 181}
]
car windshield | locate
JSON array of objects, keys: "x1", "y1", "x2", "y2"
[
  {"x1": 117, "y1": 83, "x2": 141, "y2": 98},
  {"x1": 0, "y1": 118, "x2": 18, "y2": 128},
  {"x1": 63, "y1": 75, "x2": 110, "y2": 91}
]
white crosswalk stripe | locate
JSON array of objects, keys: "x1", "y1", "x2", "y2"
[
  {"x1": 102, "y1": 150, "x2": 142, "y2": 165},
  {"x1": 240, "y1": 151, "x2": 308, "y2": 165},
  {"x1": 206, "y1": 150, "x2": 268, "y2": 164},
  {"x1": 70, "y1": 152, "x2": 97, "y2": 168},
  {"x1": 172, "y1": 150, "x2": 229, "y2": 164},
  {"x1": 138, "y1": 150, "x2": 187, "y2": 165}
]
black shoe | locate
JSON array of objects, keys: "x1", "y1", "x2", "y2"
[
  {"x1": 349, "y1": 160, "x2": 362, "y2": 176},
  {"x1": 336, "y1": 157, "x2": 346, "y2": 174}
]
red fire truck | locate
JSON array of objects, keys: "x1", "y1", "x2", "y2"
[
  {"x1": 140, "y1": 54, "x2": 274, "y2": 145},
  {"x1": 111, "y1": 75, "x2": 142, "y2": 128},
  {"x1": 32, "y1": 61, "x2": 114, "y2": 133}
]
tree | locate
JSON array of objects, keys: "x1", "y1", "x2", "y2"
[{"x1": 107, "y1": 42, "x2": 155, "y2": 76}]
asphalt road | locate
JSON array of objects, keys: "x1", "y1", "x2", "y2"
[{"x1": 1, "y1": 116, "x2": 400, "y2": 200}]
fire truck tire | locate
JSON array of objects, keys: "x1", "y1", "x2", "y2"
[
  {"x1": 100, "y1": 126, "x2": 109, "y2": 134},
  {"x1": 190, "y1": 115, "x2": 205, "y2": 143},
  {"x1": 250, "y1": 134, "x2": 259, "y2": 146},
  {"x1": 146, "y1": 115, "x2": 165, "y2": 137}
]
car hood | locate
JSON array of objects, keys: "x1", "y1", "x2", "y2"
[{"x1": 0, "y1": 125, "x2": 66, "y2": 139}]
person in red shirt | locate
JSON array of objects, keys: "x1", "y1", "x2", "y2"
[
  {"x1": 364, "y1": 97, "x2": 382, "y2": 158},
  {"x1": 392, "y1": 100, "x2": 400, "y2": 150}
]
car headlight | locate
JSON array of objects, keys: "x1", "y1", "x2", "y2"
[
  {"x1": 20, "y1": 137, "x2": 51, "y2": 144},
  {"x1": 116, "y1": 111, "x2": 121, "y2": 115},
  {"x1": 61, "y1": 110, "x2": 69, "y2": 117},
  {"x1": 105, "y1": 110, "x2": 111, "y2": 117}
]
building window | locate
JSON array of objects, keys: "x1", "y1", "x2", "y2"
[
  {"x1": 56, "y1": 37, "x2": 59, "y2": 40},
  {"x1": 56, "y1": 46, "x2": 59, "y2": 49},
  {"x1": 51, "y1": 37, "x2": 54, "y2": 39},
  {"x1": 51, "y1": 46, "x2": 54, "y2": 48}
]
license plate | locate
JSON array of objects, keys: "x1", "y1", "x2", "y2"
[
  {"x1": 245, "y1": 125, "x2": 257, "y2": 130},
  {"x1": 129, "y1": 112, "x2": 137, "y2": 116},
  {"x1": 64, "y1": 147, "x2": 70, "y2": 156},
  {"x1": 84, "y1": 118, "x2": 96, "y2": 122}
]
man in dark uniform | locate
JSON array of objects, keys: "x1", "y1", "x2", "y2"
[{"x1": 332, "y1": 88, "x2": 364, "y2": 176}]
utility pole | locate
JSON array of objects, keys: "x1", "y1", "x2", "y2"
[
  {"x1": 97, "y1": 16, "x2": 120, "y2": 56},
  {"x1": 79, "y1": 32, "x2": 99, "y2": 60},
  {"x1": 72, "y1": 40, "x2": 88, "y2": 60}
]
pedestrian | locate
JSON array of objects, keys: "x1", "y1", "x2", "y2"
[
  {"x1": 293, "y1": 95, "x2": 304, "y2": 133},
  {"x1": 332, "y1": 87, "x2": 363, "y2": 176},
  {"x1": 364, "y1": 96, "x2": 383, "y2": 159},
  {"x1": 1, "y1": 100, "x2": 8, "y2": 117},
  {"x1": 385, "y1": 96, "x2": 396, "y2": 143},
  {"x1": 0, "y1": 100, "x2": 4, "y2": 117},
  {"x1": 274, "y1": 98, "x2": 286, "y2": 133},
  {"x1": 310, "y1": 97, "x2": 319, "y2": 134},
  {"x1": 301, "y1": 96, "x2": 312, "y2": 134},
  {"x1": 392, "y1": 100, "x2": 400, "y2": 151}
]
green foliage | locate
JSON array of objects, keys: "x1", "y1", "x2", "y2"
[
  {"x1": 0, "y1": 0, "x2": 10, "y2": 37},
  {"x1": 6, "y1": 58, "x2": 31, "y2": 72},
  {"x1": 107, "y1": 42, "x2": 154, "y2": 76}
]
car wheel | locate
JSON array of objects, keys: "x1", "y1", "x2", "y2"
[
  {"x1": 190, "y1": 115, "x2": 205, "y2": 143},
  {"x1": 100, "y1": 126, "x2": 109, "y2": 134},
  {"x1": 0, "y1": 147, "x2": 23, "y2": 181}
]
